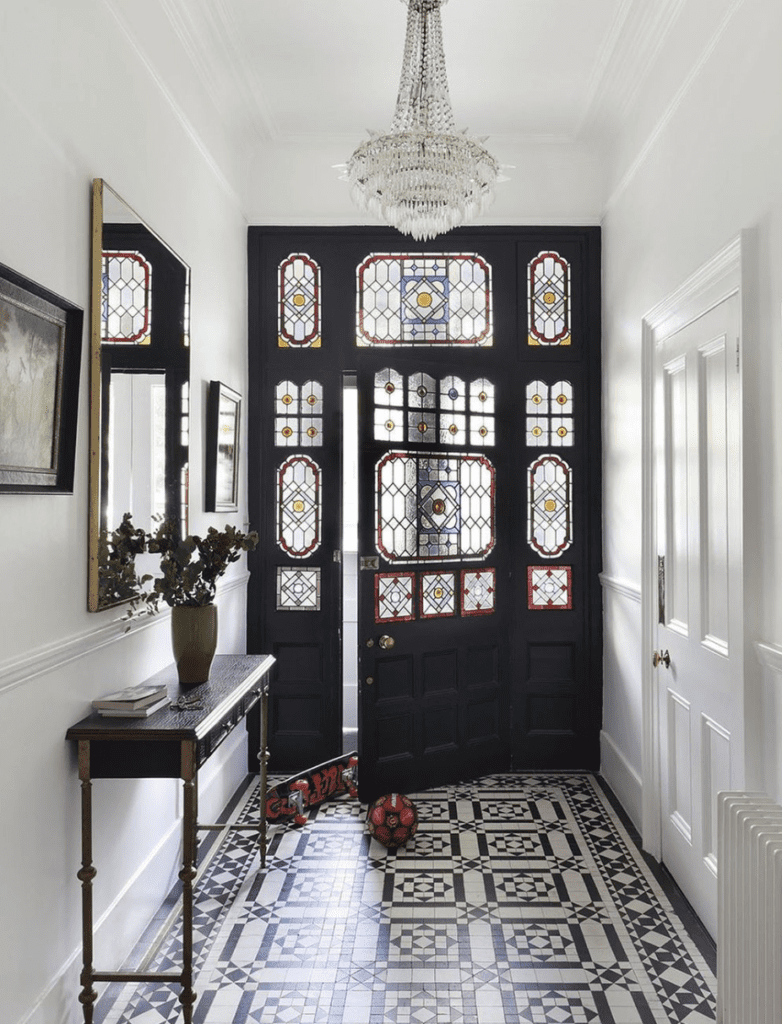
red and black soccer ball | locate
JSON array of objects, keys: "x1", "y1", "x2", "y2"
[{"x1": 367, "y1": 793, "x2": 419, "y2": 848}]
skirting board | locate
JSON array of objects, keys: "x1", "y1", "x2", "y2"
[{"x1": 600, "y1": 729, "x2": 643, "y2": 834}]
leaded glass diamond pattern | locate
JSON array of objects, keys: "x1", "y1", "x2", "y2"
[
  {"x1": 102, "y1": 250, "x2": 152, "y2": 344},
  {"x1": 461, "y1": 568, "x2": 496, "y2": 615},
  {"x1": 528, "y1": 566, "x2": 573, "y2": 609},
  {"x1": 357, "y1": 254, "x2": 492, "y2": 346},
  {"x1": 528, "y1": 251, "x2": 571, "y2": 346},
  {"x1": 375, "y1": 572, "x2": 416, "y2": 623},
  {"x1": 376, "y1": 452, "x2": 495, "y2": 563},
  {"x1": 278, "y1": 253, "x2": 321, "y2": 348},
  {"x1": 420, "y1": 571, "x2": 456, "y2": 618},
  {"x1": 276, "y1": 455, "x2": 322, "y2": 558},
  {"x1": 528, "y1": 455, "x2": 572, "y2": 558},
  {"x1": 276, "y1": 567, "x2": 321, "y2": 611}
]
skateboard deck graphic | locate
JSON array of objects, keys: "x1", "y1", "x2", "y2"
[{"x1": 265, "y1": 752, "x2": 359, "y2": 825}]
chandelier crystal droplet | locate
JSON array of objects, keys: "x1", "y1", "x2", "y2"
[{"x1": 342, "y1": 0, "x2": 503, "y2": 242}]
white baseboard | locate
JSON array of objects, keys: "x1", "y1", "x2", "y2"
[{"x1": 600, "y1": 729, "x2": 643, "y2": 833}]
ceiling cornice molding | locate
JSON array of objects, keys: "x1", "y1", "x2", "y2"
[
  {"x1": 160, "y1": 0, "x2": 282, "y2": 144},
  {"x1": 578, "y1": 0, "x2": 688, "y2": 137},
  {"x1": 101, "y1": 0, "x2": 244, "y2": 211}
]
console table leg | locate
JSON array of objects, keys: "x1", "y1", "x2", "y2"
[
  {"x1": 77, "y1": 741, "x2": 97, "y2": 1023},
  {"x1": 259, "y1": 686, "x2": 269, "y2": 869},
  {"x1": 179, "y1": 743, "x2": 197, "y2": 1024}
]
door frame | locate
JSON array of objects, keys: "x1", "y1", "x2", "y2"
[{"x1": 640, "y1": 232, "x2": 746, "y2": 860}]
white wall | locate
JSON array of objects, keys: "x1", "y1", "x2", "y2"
[
  {"x1": 600, "y1": 0, "x2": 782, "y2": 822},
  {"x1": 0, "y1": 3, "x2": 251, "y2": 1022}
]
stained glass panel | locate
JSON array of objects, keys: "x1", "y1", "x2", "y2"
[
  {"x1": 276, "y1": 455, "x2": 322, "y2": 558},
  {"x1": 278, "y1": 253, "x2": 321, "y2": 348},
  {"x1": 301, "y1": 380, "x2": 323, "y2": 414},
  {"x1": 408, "y1": 411, "x2": 436, "y2": 442},
  {"x1": 375, "y1": 408, "x2": 404, "y2": 442},
  {"x1": 551, "y1": 380, "x2": 573, "y2": 413},
  {"x1": 526, "y1": 418, "x2": 548, "y2": 446},
  {"x1": 375, "y1": 368, "x2": 404, "y2": 407},
  {"x1": 420, "y1": 571, "x2": 456, "y2": 618},
  {"x1": 276, "y1": 567, "x2": 321, "y2": 611},
  {"x1": 357, "y1": 253, "x2": 492, "y2": 346},
  {"x1": 550, "y1": 417, "x2": 574, "y2": 447},
  {"x1": 526, "y1": 381, "x2": 548, "y2": 415},
  {"x1": 461, "y1": 568, "x2": 496, "y2": 616},
  {"x1": 299, "y1": 418, "x2": 323, "y2": 447},
  {"x1": 375, "y1": 572, "x2": 416, "y2": 623},
  {"x1": 470, "y1": 379, "x2": 495, "y2": 413},
  {"x1": 440, "y1": 376, "x2": 466, "y2": 412},
  {"x1": 276, "y1": 381, "x2": 299, "y2": 415},
  {"x1": 440, "y1": 413, "x2": 467, "y2": 446},
  {"x1": 102, "y1": 251, "x2": 152, "y2": 344},
  {"x1": 408, "y1": 372, "x2": 436, "y2": 409},
  {"x1": 376, "y1": 451, "x2": 495, "y2": 563},
  {"x1": 528, "y1": 251, "x2": 571, "y2": 346},
  {"x1": 525, "y1": 381, "x2": 574, "y2": 448},
  {"x1": 527, "y1": 455, "x2": 573, "y2": 558},
  {"x1": 275, "y1": 418, "x2": 298, "y2": 446},
  {"x1": 528, "y1": 566, "x2": 572, "y2": 609}
]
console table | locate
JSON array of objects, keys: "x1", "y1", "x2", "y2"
[{"x1": 66, "y1": 653, "x2": 274, "y2": 1024}]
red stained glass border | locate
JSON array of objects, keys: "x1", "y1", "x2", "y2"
[
  {"x1": 528, "y1": 251, "x2": 571, "y2": 346},
  {"x1": 418, "y1": 572, "x2": 456, "y2": 619},
  {"x1": 375, "y1": 572, "x2": 417, "y2": 624},
  {"x1": 460, "y1": 568, "x2": 496, "y2": 617},
  {"x1": 527, "y1": 565, "x2": 573, "y2": 610},
  {"x1": 102, "y1": 251, "x2": 151, "y2": 343},
  {"x1": 276, "y1": 454, "x2": 321, "y2": 557},
  {"x1": 278, "y1": 253, "x2": 321, "y2": 347}
]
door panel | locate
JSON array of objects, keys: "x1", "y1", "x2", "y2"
[
  {"x1": 654, "y1": 292, "x2": 743, "y2": 938},
  {"x1": 248, "y1": 228, "x2": 602, "y2": 790}
]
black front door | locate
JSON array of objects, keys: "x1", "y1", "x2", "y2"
[{"x1": 247, "y1": 228, "x2": 602, "y2": 788}]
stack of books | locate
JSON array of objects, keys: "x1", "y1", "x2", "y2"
[{"x1": 92, "y1": 683, "x2": 169, "y2": 718}]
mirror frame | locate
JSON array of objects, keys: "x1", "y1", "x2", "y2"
[{"x1": 88, "y1": 178, "x2": 191, "y2": 612}]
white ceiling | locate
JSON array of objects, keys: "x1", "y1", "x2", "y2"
[{"x1": 159, "y1": 0, "x2": 686, "y2": 145}]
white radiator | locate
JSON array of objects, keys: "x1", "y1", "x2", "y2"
[{"x1": 717, "y1": 791, "x2": 782, "y2": 1024}]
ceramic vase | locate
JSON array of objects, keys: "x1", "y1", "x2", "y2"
[{"x1": 171, "y1": 604, "x2": 218, "y2": 685}]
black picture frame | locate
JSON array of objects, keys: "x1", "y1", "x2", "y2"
[
  {"x1": 205, "y1": 380, "x2": 241, "y2": 512},
  {"x1": 0, "y1": 262, "x2": 83, "y2": 493}
]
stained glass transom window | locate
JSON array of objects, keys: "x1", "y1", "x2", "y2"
[
  {"x1": 276, "y1": 455, "x2": 322, "y2": 558},
  {"x1": 373, "y1": 369, "x2": 495, "y2": 447},
  {"x1": 420, "y1": 571, "x2": 456, "y2": 619},
  {"x1": 461, "y1": 568, "x2": 496, "y2": 616},
  {"x1": 102, "y1": 251, "x2": 152, "y2": 344},
  {"x1": 276, "y1": 567, "x2": 321, "y2": 611},
  {"x1": 528, "y1": 251, "x2": 571, "y2": 346},
  {"x1": 375, "y1": 573, "x2": 416, "y2": 623},
  {"x1": 376, "y1": 451, "x2": 495, "y2": 564},
  {"x1": 278, "y1": 253, "x2": 321, "y2": 348},
  {"x1": 274, "y1": 380, "x2": 323, "y2": 446},
  {"x1": 526, "y1": 380, "x2": 574, "y2": 446},
  {"x1": 357, "y1": 254, "x2": 492, "y2": 346},
  {"x1": 527, "y1": 455, "x2": 573, "y2": 558},
  {"x1": 528, "y1": 566, "x2": 572, "y2": 609}
]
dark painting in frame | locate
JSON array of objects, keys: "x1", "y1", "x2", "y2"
[
  {"x1": 205, "y1": 380, "x2": 241, "y2": 512},
  {"x1": 0, "y1": 262, "x2": 83, "y2": 493}
]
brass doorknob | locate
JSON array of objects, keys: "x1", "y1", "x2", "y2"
[
  {"x1": 652, "y1": 649, "x2": 671, "y2": 669},
  {"x1": 378, "y1": 635, "x2": 395, "y2": 650}
]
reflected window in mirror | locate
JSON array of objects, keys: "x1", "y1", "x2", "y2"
[{"x1": 89, "y1": 179, "x2": 191, "y2": 611}]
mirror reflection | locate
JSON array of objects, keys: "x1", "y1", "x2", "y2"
[{"x1": 88, "y1": 179, "x2": 190, "y2": 611}]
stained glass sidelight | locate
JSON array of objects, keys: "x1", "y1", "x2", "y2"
[
  {"x1": 528, "y1": 251, "x2": 571, "y2": 346},
  {"x1": 376, "y1": 451, "x2": 495, "y2": 563},
  {"x1": 461, "y1": 568, "x2": 496, "y2": 616},
  {"x1": 357, "y1": 253, "x2": 492, "y2": 346},
  {"x1": 274, "y1": 379, "x2": 323, "y2": 447},
  {"x1": 276, "y1": 567, "x2": 321, "y2": 611},
  {"x1": 528, "y1": 566, "x2": 573, "y2": 609},
  {"x1": 373, "y1": 370, "x2": 495, "y2": 447},
  {"x1": 276, "y1": 455, "x2": 322, "y2": 558},
  {"x1": 420, "y1": 571, "x2": 456, "y2": 618},
  {"x1": 375, "y1": 572, "x2": 416, "y2": 623},
  {"x1": 527, "y1": 455, "x2": 573, "y2": 558},
  {"x1": 526, "y1": 380, "x2": 574, "y2": 447},
  {"x1": 102, "y1": 251, "x2": 152, "y2": 344},
  {"x1": 278, "y1": 253, "x2": 321, "y2": 348}
]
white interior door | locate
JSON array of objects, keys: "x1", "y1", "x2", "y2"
[{"x1": 654, "y1": 289, "x2": 743, "y2": 939}]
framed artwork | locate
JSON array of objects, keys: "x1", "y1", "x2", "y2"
[
  {"x1": 205, "y1": 380, "x2": 241, "y2": 512},
  {"x1": 0, "y1": 262, "x2": 83, "y2": 493}
]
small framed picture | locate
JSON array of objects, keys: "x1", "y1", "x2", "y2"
[
  {"x1": 0, "y1": 263, "x2": 83, "y2": 493},
  {"x1": 205, "y1": 380, "x2": 241, "y2": 512}
]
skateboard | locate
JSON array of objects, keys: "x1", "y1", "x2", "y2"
[{"x1": 265, "y1": 752, "x2": 359, "y2": 826}]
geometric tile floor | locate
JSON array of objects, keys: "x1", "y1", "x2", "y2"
[{"x1": 96, "y1": 773, "x2": 716, "y2": 1024}]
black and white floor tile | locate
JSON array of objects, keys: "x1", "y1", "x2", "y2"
[{"x1": 96, "y1": 773, "x2": 716, "y2": 1024}]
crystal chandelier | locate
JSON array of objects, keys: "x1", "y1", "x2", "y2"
[{"x1": 342, "y1": 0, "x2": 502, "y2": 242}]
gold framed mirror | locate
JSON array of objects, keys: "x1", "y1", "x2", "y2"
[{"x1": 88, "y1": 179, "x2": 191, "y2": 611}]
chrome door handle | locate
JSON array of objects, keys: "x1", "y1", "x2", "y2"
[{"x1": 378, "y1": 635, "x2": 395, "y2": 651}]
